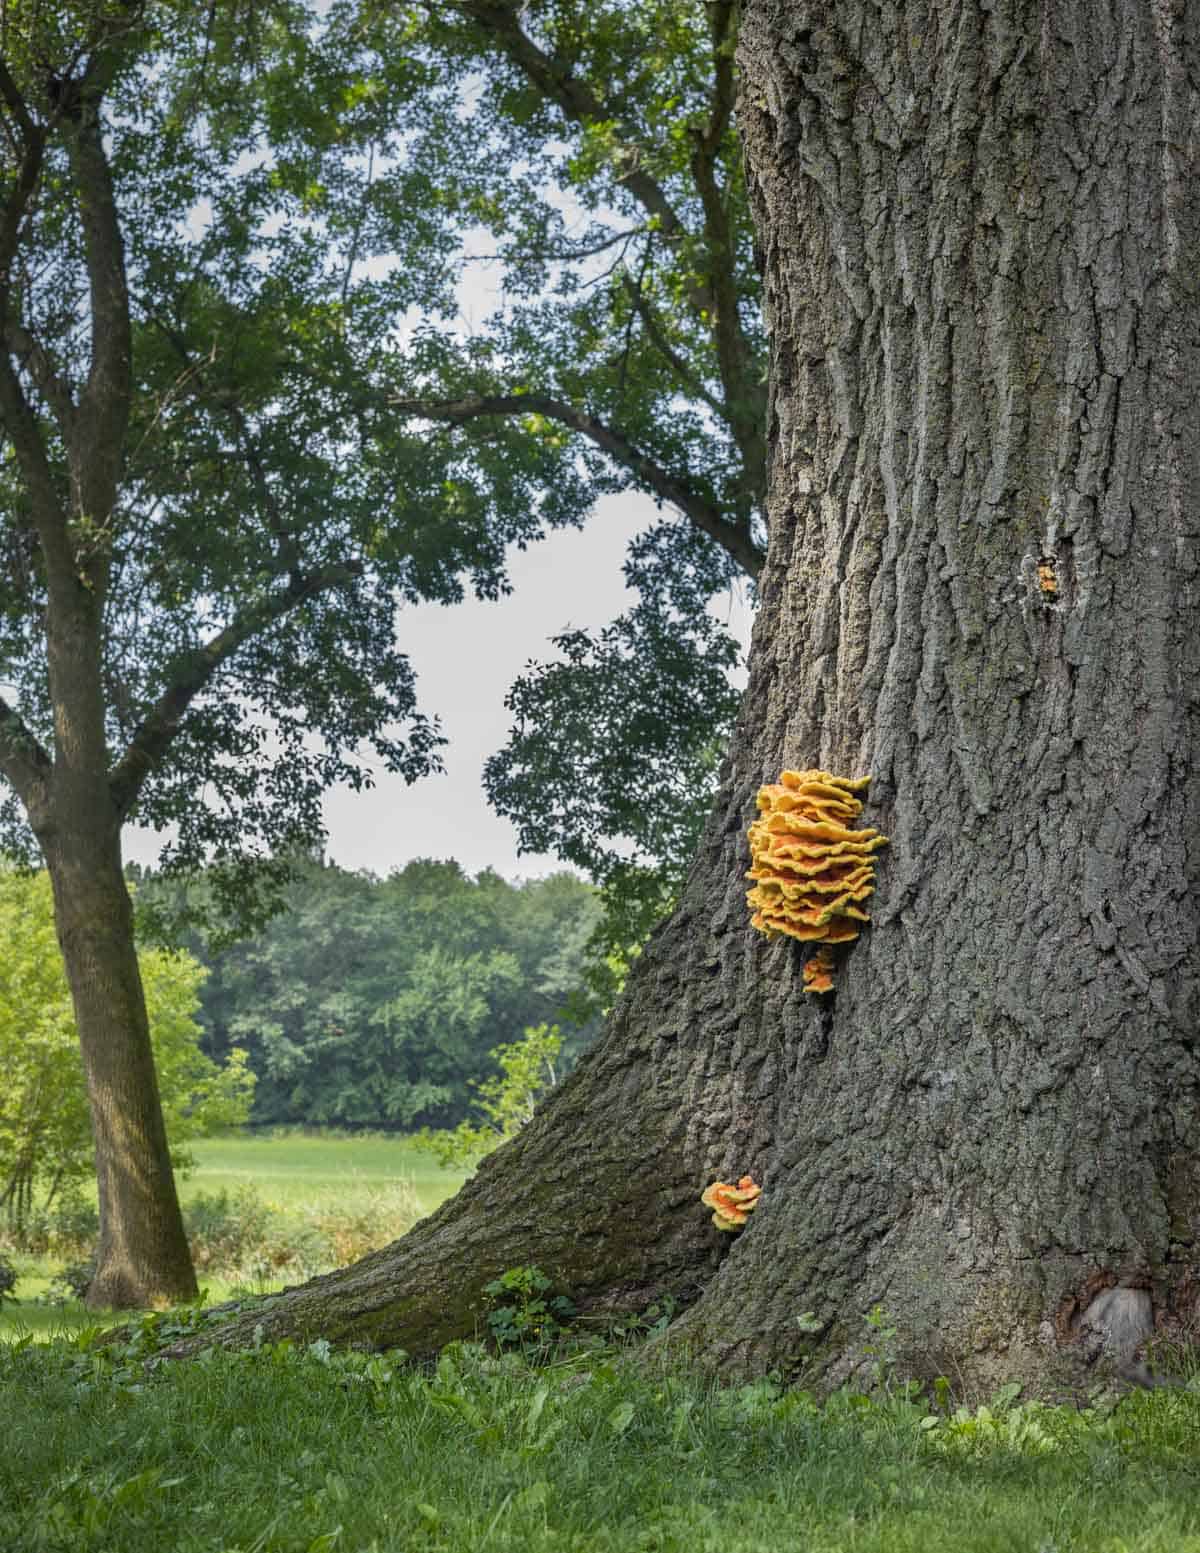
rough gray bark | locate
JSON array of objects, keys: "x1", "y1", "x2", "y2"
[{"x1": 175, "y1": 0, "x2": 1200, "y2": 1394}]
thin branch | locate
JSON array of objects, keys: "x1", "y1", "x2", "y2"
[
  {"x1": 685, "y1": 0, "x2": 765, "y2": 504},
  {"x1": 0, "y1": 689, "x2": 52, "y2": 802},
  {"x1": 460, "y1": 223, "x2": 648, "y2": 266},
  {"x1": 341, "y1": 141, "x2": 375, "y2": 309},
  {"x1": 0, "y1": 82, "x2": 44, "y2": 280},
  {"x1": 443, "y1": 0, "x2": 765, "y2": 509},
  {"x1": 0, "y1": 72, "x2": 68, "y2": 552},
  {"x1": 108, "y1": 561, "x2": 364, "y2": 817},
  {"x1": 4, "y1": 320, "x2": 76, "y2": 428},
  {"x1": 0, "y1": 55, "x2": 35, "y2": 143},
  {"x1": 446, "y1": 0, "x2": 713, "y2": 307},
  {"x1": 0, "y1": 350, "x2": 70, "y2": 569},
  {"x1": 138, "y1": 305, "x2": 299, "y2": 567},
  {"x1": 620, "y1": 273, "x2": 727, "y2": 421},
  {"x1": 392, "y1": 389, "x2": 764, "y2": 579}
]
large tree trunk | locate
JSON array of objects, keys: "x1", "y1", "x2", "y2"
[{"x1": 175, "y1": 0, "x2": 1199, "y2": 1393}]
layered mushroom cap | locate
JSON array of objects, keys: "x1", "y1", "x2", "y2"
[
  {"x1": 746, "y1": 769, "x2": 888, "y2": 948},
  {"x1": 700, "y1": 1174, "x2": 763, "y2": 1232}
]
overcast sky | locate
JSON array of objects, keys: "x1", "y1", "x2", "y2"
[{"x1": 123, "y1": 491, "x2": 755, "y2": 882}]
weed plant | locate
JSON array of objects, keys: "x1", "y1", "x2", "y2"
[{"x1": 2, "y1": 1301, "x2": 1200, "y2": 1553}]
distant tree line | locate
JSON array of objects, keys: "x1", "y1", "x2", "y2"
[{"x1": 135, "y1": 857, "x2": 606, "y2": 1133}]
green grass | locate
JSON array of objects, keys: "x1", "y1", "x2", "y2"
[
  {"x1": 180, "y1": 1129, "x2": 468, "y2": 1218},
  {"x1": 2, "y1": 1324, "x2": 1200, "y2": 1553},
  {"x1": 6, "y1": 1137, "x2": 1200, "y2": 1549}
]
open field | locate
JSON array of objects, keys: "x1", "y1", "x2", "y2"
[
  {"x1": 1, "y1": 1130, "x2": 469, "y2": 1343},
  {"x1": 180, "y1": 1130, "x2": 469, "y2": 1217}
]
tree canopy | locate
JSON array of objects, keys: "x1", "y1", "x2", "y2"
[
  {"x1": 364, "y1": 0, "x2": 766, "y2": 942},
  {"x1": 1, "y1": 0, "x2": 760, "y2": 933}
]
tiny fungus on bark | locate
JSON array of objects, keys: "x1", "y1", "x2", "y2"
[
  {"x1": 801, "y1": 946, "x2": 837, "y2": 995},
  {"x1": 745, "y1": 770, "x2": 888, "y2": 950},
  {"x1": 701, "y1": 1175, "x2": 762, "y2": 1232}
]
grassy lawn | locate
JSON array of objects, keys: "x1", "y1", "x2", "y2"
[{"x1": 2, "y1": 1322, "x2": 1200, "y2": 1553}]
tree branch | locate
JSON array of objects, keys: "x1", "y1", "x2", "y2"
[
  {"x1": 60, "y1": 70, "x2": 132, "y2": 530},
  {"x1": 3, "y1": 320, "x2": 77, "y2": 428},
  {"x1": 0, "y1": 690, "x2": 52, "y2": 804},
  {"x1": 449, "y1": 0, "x2": 710, "y2": 302},
  {"x1": 0, "y1": 56, "x2": 36, "y2": 145},
  {"x1": 107, "y1": 562, "x2": 364, "y2": 818},
  {"x1": 620, "y1": 273, "x2": 728, "y2": 421},
  {"x1": 0, "y1": 109, "x2": 72, "y2": 560},
  {"x1": 393, "y1": 390, "x2": 764, "y2": 579},
  {"x1": 446, "y1": 0, "x2": 765, "y2": 513},
  {"x1": 686, "y1": 0, "x2": 765, "y2": 507}
]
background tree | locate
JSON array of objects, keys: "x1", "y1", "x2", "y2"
[
  {"x1": 411, "y1": 1021, "x2": 565, "y2": 1172},
  {"x1": 177, "y1": 0, "x2": 1200, "y2": 1397},
  {"x1": 145, "y1": 856, "x2": 603, "y2": 1129},
  {"x1": 0, "y1": 0, "x2": 613, "y2": 1306},
  {"x1": 0, "y1": 868, "x2": 251, "y2": 1235}
]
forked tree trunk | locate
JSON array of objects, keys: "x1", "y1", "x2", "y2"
[{"x1": 176, "y1": 0, "x2": 1199, "y2": 1393}]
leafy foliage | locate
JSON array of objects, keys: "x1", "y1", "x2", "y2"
[
  {"x1": 486, "y1": 522, "x2": 745, "y2": 950},
  {"x1": 483, "y1": 1265, "x2": 577, "y2": 1348},
  {"x1": 0, "y1": 0, "x2": 620, "y2": 927},
  {"x1": 0, "y1": 869, "x2": 253, "y2": 1230},
  {"x1": 364, "y1": 0, "x2": 765, "y2": 940},
  {"x1": 141, "y1": 857, "x2": 604, "y2": 1131},
  {"x1": 411, "y1": 1021, "x2": 564, "y2": 1170}
]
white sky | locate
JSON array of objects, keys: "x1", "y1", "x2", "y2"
[{"x1": 123, "y1": 490, "x2": 755, "y2": 881}]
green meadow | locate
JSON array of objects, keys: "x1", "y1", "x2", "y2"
[{"x1": 179, "y1": 1130, "x2": 468, "y2": 1217}]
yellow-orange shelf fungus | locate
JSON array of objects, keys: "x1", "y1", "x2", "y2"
[
  {"x1": 802, "y1": 947, "x2": 837, "y2": 995},
  {"x1": 747, "y1": 769, "x2": 888, "y2": 945},
  {"x1": 701, "y1": 1174, "x2": 762, "y2": 1232}
]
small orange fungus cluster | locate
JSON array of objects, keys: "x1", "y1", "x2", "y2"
[
  {"x1": 746, "y1": 769, "x2": 888, "y2": 948},
  {"x1": 802, "y1": 946, "x2": 837, "y2": 995},
  {"x1": 701, "y1": 1175, "x2": 762, "y2": 1232}
]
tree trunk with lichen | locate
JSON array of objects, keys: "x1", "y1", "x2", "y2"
[{"x1": 173, "y1": 0, "x2": 1200, "y2": 1394}]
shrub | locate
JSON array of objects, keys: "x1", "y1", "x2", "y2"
[
  {"x1": 0, "y1": 1255, "x2": 17, "y2": 1303},
  {"x1": 50, "y1": 1258, "x2": 96, "y2": 1303},
  {"x1": 1, "y1": 1191, "x2": 100, "y2": 1259},
  {"x1": 183, "y1": 1180, "x2": 424, "y2": 1286},
  {"x1": 412, "y1": 1023, "x2": 563, "y2": 1171},
  {"x1": 483, "y1": 1265, "x2": 576, "y2": 1348},
  {"x1": 0, "y1": 868, "x2": 254, "y2": 1236},
  {"x1": 309, "y1": 1181, "x2": 424, "y2": 1265},
  {"x1": 184, "y1": 1187, "x2": 276, "y2": 1272}
]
